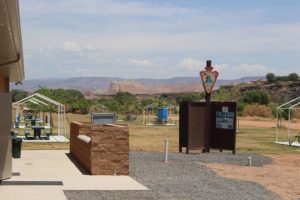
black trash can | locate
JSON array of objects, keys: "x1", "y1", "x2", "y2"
[{"x1": 12, "y1": 138, "x2": 22, "y2": 158}]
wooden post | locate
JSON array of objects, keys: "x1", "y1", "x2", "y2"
[
  {"x1": 202, "y1": 60, "x2": 213, "y2": 153},
  {"x1": 200, "y1": 60, "x2": 218, "y2": 154},
  {"x1": 205, "y1": 86, "x2": 211, "y2": 153}
]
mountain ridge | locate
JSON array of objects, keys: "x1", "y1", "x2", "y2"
[{"x1": 11, "y1": 76, "x2": 265, "y2": 95}]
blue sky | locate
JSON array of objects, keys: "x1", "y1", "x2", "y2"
[{"x1": 20, "y1": 0, "x2": 300, "y2": 80}]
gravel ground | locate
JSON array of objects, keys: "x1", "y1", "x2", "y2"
[{"x1": 64, "y1": 151, "x2": 277, "y2": 200}]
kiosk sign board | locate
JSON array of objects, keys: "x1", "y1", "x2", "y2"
[
  {"x1": 210, "y1": 102, "x2": 237, "y2": 154},
  {"x1": 216, "y1": 109, "x2": 235, "y2": 129}
]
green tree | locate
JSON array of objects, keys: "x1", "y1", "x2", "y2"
[
  {"x1": 237, "y1": 102, "x2": 247, "y2": 116},
  {"x1": 266, "y1": 72, "x2": 299, "y2": 83},
  {"x1": 141, "y1": 97, "x2": 156, "y2": 108},
  {"x1": 242, "y1": 90, "x2": 270, "y2": 105},
  {"x1": 276, "y1": 76, "x2": 289, "y2": 82},
  {"x1": 266, "y1": 73, "x2": 276, "y2": 83},
  {"x1": 154, "y1": 98, "x2": 170, "y2": 108},
  {"x1": 212, "y1": 85, "x2": 239, "y2": 101},
  {"x1": 176, "y1": 92, "x2": 205, "y2": 103},
  {"x1": 114, "y1": 92, "x2": 140, "y2": 114},
  {"x1": 34, "y1": 87, "x2": 87, "y2": 113},
  {"x1": 287, "y1": 73, "x2": 299, "y2": 81},
  {"x1": 11, "y1": 89, "x2": 29, "y2": 102}
]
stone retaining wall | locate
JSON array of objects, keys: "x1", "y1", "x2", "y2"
[{"x1": 70, "y1": 122, "x2": 129, "y2": 175}]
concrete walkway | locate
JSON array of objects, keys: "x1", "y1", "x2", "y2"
[{"x1": 0, "y1": 150, "x2": 147, "y2": 200}]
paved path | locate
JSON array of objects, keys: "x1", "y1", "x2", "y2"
[{"x1": 0, "y1": 150, "x2": 147, "y2": 200}]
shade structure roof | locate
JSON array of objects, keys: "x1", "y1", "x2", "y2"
[
  {"x1": 0, "y1": 0, "x2": 24, "y2": 82},
  {"x1": 13, "y1": 93, "x2": 67, "y2": 139},
  {"x1": 13, "y1": 93, "x2": 64, "y2": 108},
  {"x1": 277, "y1": 96, "x2": 300, "y2": 110}
]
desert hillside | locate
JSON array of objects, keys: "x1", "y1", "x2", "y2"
[{"x1": 11, "y1": 76, "x2": 263, "y2": 95}]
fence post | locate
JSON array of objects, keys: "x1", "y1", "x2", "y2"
[
  {"x1": 248, "y1": 157, "x2": 252, "y2": 166},
  {"x1": 164, "y1": 138, "x2": 169, "y2": 163}
]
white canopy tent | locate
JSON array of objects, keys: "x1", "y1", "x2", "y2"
[
  {"x1": 12, "y1": 93, "x2": 67, "y2": 140},
  {"x1": 276, "y1": 96, "x2": 300, "y2": 147}
]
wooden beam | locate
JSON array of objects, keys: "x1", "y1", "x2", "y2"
[{"x1": 0, "y1": 75, "x2": 9, "y2": 93}]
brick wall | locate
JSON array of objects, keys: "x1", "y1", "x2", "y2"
[
  {"x1": 70, "y1": 122, "x2": 129, "y2": 175},
  {"x1": 70, "y1": 122, "x2": 92, "y2": 172}
]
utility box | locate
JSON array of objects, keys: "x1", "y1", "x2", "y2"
[
  {"x1": 179, "y1": 102, "x2": 207, "y2": 153},
  {"x1": 91, "y1": 113, "x2": 116, "y2": 124}
]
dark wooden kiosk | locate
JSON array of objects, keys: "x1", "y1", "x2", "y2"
[
  {"x1": 179, "y1": 60, "x2": 237, "y2": 154},
  {"x1": 179, "y1": 101, "x2": 237, "y2": 154},
  {"x1": 179, "y1": 102, "x2": 207, "y2": 153}
]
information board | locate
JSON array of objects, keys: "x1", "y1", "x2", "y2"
[
  {"x1": 216, "y1": 111, "x2": 235, "y2": 129},
  {"x1": 210, "y1": 102, "x2": 237, "y2": 154}
]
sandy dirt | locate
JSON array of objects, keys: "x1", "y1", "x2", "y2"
[
  {"x1": 239, "y1": 117, "x2": 300, "y2": 129},
  {"x1": 202, "y1": 154, "x2": 300, "y2": 200}
]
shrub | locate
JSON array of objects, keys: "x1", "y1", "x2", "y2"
[
  {"x1": 114, "y1": 92, "x2": 140, "y2": 114},
  {"x1": 242, "y1": 104, "x2": 273, "y2": 118},
  {"x1": 237, "y1": 102, "x2": 247, "y2": 116},
  {"x1": 242, "y1": 90, "x2": 270, "y2": 105},
  {"x1": 266, "y1": 73, "x2": 276, "y2": 83},
  {"x1": 266, "y1": 72, "x2": 299, "y2": 83},
  {"x1": 176, "y1": 92, "x2": 205, "y2": 103},
  {"x1": 268, "y1": 103, "x2": 277, "y2": 117},
  {"x1": 212, "y1": 85, "x2": 239, "y2": 101},
  {"x1": 287, "y1": 73, "x2": 299, "y2": 81}
]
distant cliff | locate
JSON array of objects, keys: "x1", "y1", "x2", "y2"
[{"x1": 11, "y1": 76, "x2": 264, "y2": 95}]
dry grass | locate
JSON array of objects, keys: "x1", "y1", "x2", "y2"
[
  {"x1": 129, "y1": 124, "x2": 178, "y2": 152},
  {"x1": 242, "y1": 104, "x2": 273, "y2": 118},
  {"x1": 22, "y1": 142, "x2": 69, "y2": 150},
  {"x1": 18, "y1": 114, "x2": 300, "y2": 154},
  {"x1": 236, "y1": 127, "x2": 300, "y2": 154}
]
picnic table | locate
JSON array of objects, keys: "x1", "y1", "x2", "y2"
[
  {"x1": 289, "y1": 135, "x2": 300, "y2": 146},
  {"x1": 31, "y1": 126, "x2": 45, "y2": 139},
  {"x1": 28, "y1": 118, "x2": 40, "y2": 126}
]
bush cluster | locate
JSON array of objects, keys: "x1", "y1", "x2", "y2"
[
  {"x1": 242, "y1": 104, "x2": 273, "y2": 118},
  {"x1": 266, "y1": 73, "x2": 299, "y2": 83},
  {"x1": 235, "y1": 89, "x2": 273, "y2": 117},
  {"x1": 242, "y1": 90, "x2": 270, "y2": 105}
]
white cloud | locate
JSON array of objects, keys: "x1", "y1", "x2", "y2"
[
  {"x1": 20, "y1": 1, "x2": 300, "y2": 79},
  {"x1": 22, "y1": 0, "x2": 198, "y2": 17},
  {"x1": 179, "y1": 59, "x2": 229, "y2": 73},
  {"x1": 50, "y1": 23, "x2": 300, "y2": 54},
  {"x1": 22, "y1": 0, "x2": 300, "y2": 55},
  {"x1": 69, "y1": 68, "x2": 97, "y2": 77},
  {"x1": 179, "y1": 58, "x2": 205, "y2": 71},
  {"x1": 128, "y1": 59, "x2": 153, "y2": 67},
  {"x1": 61, "y1": 41, "x2": 82, "y2": 53},
  {"x1": 214, "y1": 64, "x2": 230, "y2": 73},
  {"x1": 74, "y1": 68, "x2": 88, "y2": 73},
  {"x1": 234, "y1": 64, "x2": 274, "y2": 75},
  {"x1": 217, "y1": 64, "x2": 286, "y2": 79}
]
